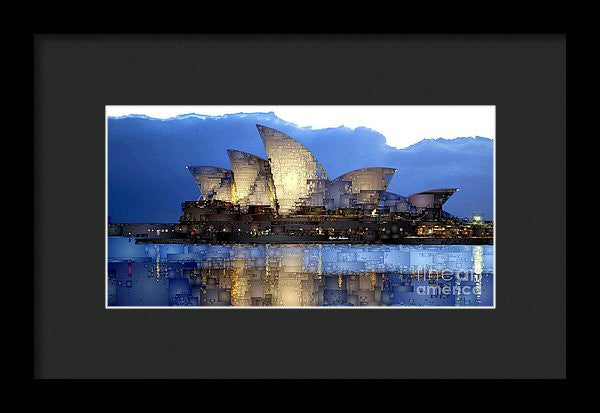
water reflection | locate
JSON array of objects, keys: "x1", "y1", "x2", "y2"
[{"x1": 107, "y1": 238, "x2": 494, "y2": 307}]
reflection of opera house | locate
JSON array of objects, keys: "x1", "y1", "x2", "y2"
[
  {"x1": 186, "y1": 125, "x2": 458, "y2": 216},
  {"x1": 107, "y1": 241, "x2": 494, "y2": 307}
]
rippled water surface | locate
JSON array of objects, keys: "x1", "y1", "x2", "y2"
[{"x1": 107, "y1": 238, "x2": 494, "y2": 307}]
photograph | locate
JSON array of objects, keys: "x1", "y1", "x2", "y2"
[{"x1": 106, "y1": 105, "x2": 495, "y2": 308}]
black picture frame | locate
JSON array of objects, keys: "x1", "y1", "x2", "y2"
[{"x1": 34, "y1": 34, "x2": 566, "y2": 379}]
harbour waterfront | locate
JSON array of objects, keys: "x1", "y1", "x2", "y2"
[{"x1": 107, "y1": 238, "x2": 494, "y2": 307}]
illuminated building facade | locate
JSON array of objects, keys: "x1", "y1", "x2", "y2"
[
  {"x1": 186, "y1": 125, "x2": 459, "y2": 217},
  {"x1": 186, "y1": 166, "x2": 236, "y2": 203},
  {"x1": 256, "y1": 125, "x2": 329, "y2": 215},
  {"x1": 408, "y1": 188, "x2": 458, "y2": 212},
  {"x1": 332, "y1": 167, "x2": 397, "y2": 207},
  {"x1": 227, "y1": 149, "x2": 277, "y2": 211}
]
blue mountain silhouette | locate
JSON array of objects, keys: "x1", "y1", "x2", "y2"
[{"x1": 108, "y1": 112, "x2": 493, "y2": 222}]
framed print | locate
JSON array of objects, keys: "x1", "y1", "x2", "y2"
[
  {"x1": 35, "y1": 34, "x2": 565, "y2": 379},
  {"x1": 106, "y1": 105, "x2": 495, "y2": 309}
]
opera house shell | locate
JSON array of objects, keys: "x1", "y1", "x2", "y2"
[
  {"x1": 186, "y1": 166, "x2": 236, "y2": 203},
  {"x1": 256, "y1": 125, "x2": 329, "y2": 215},
  {"x1": 187, "y1": 125, "x2": 457, "y2": 216},
  {"x1": 227, "y1": 149, "x2": 277, "y2": 211}
]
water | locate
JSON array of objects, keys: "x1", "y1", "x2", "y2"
[{"x1": 107, "y1": 237, "x2": 494, "y2": 307}]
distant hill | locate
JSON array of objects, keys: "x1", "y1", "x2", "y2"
[{"x1": 108, "y1": 112, "x2": 493, "y2": 222}]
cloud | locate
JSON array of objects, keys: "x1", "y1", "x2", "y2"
[{"x1": 106, "y1": 105, "x2": 495, "y2": 149}]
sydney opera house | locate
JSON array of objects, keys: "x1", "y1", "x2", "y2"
[
  {"x1": 109, "y1": 125, "x2": 492, "y2": 245},
  {"x1": 186, "y1": 125, "x2": 458, "y2": 217}
]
